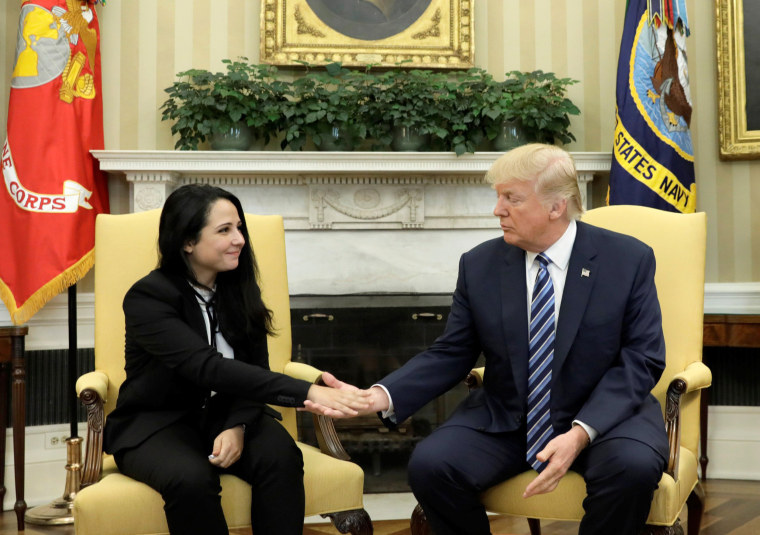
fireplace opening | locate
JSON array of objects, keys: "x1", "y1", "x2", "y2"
[{"x1": 291, "y1": 294, "x2": 484, "y2": 493}]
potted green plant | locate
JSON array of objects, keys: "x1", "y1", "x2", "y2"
[
  {"x1": 444, "y1": 68, "x2": 491, "y2": 155},
  {"x1": 240, "y1": 62, "x2": 290, "y2": 148},
  {"x1": 479, "y1": 70, "x2": 580, "y2": 150},
  {"x1": 160, "y1": 58, "x2": 287, "y2": 150},
  {"x1": 160, "y1": 58, "x2": 581, "y2": 155},
  {"x1": 281, "y1": 62, "x2": 367, "y2": 151},
  {"x1": 367, "y1": 67, "x2": 452, "y2": 151}
]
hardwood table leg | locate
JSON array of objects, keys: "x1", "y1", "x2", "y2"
[
  {"x1": 0, "y1": 341, "x2": 9, "y2": 510},
  {"x1": 0, "y1": 327, "x2": 28, "y2": 531},
  {"x1": 12, "y1": 331, "x2": 27, "y2": 530}
]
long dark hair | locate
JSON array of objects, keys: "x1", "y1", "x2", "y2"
[{"x1": 157, "y1": 184, "x2": 274, "y2": 338}]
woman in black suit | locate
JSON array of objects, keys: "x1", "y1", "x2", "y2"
[{"x1": 103, "y1": 184, "x2": 369, "y2": 535}]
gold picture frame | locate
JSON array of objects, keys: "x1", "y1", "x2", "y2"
[
  {"x1": 717, "y1": 0, "x2": 760, "y2": 159},
  {"x1": 260, "y1": 0, "x2": 473, "y2": 69}
]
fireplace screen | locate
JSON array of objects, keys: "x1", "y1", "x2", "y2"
[{"x1": 291, "y1": 295, "x2": 483, "y2": 493}]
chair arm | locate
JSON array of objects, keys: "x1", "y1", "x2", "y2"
[
  {"x1": 283, "y1": 361, "x2": 323, "y2": 383},
  {"x1": 671, "y1": 361, "x2": 712, "y2": 393},
  {"x1": 76, "y1": 370, "x2": 108, "y2": 399},
  {"x1": 76, "y1": 371, "x2": 108, "y2": 488},
  {"x1": 465, "y1": 367, "x2": 486, "y2": 390},
  {"x1": 282, "y1": 361, "x2": 351, "y2": 462},
  {"x1": 664, "y1": 361, "x2": 711, "y2": 480}
]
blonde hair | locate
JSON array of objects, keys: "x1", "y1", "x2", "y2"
[{"x1": 485, "y1": 144, "x2": 584, "y2": 220}]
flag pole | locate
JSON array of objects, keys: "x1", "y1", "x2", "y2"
[
  {"x1": 68, "y1": 284, "x2": 79, "y2": 439},
  {"x1": 24, "y1": 284, "x2": 82, "y2": 526}
]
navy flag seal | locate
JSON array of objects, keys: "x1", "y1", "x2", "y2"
[{"x1": 608, "y1": 0, "x2": 696, "y2": 214}]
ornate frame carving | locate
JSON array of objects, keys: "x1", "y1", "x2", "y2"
[
  {"x1": 260, "y1": 0, "x2": 473, "y2": 69},
  {"x1": 717, "y1": 0, "x2": 760, "y2": 159}
]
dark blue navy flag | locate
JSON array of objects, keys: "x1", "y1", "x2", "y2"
[{"x1": 608, "y1": 0, "x2": 695, "y2": 213}]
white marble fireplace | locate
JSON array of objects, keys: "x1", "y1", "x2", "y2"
[{"x1": 92, "y1": 150, "x2": 611, "y2": 298}]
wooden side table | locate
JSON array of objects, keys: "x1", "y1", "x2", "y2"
[
  {"x1": 701, "y1": 314, "x2": 760, "y2": 480},
  {"x1": 0, "y1": 326, "x2": 28, "y2": 531}
]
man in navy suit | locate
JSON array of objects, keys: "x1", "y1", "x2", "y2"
[{"x1": 318, "y1": 143, "x2": 668, "y2": 535}]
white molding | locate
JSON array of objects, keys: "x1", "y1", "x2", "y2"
[
  {"x1": 92, "y1": 150, "x2": 612, "y2": 175},
  {"x1": 0, "y1": 292, "x2": 94, "y2": 350},
  {"x1": 706, "y1": 406, "x2": 760, "y2": 480},
  {"x1": 704, "y1": 282, "x2": 760, "y2": 315}
]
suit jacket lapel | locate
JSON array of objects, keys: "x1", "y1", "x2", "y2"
[
  {"x1": 168, "y1": 272, "x2": 209, "y2": 339},
  {"x1": 500, "y1": 243, "x2": 530, "y2": 405},
  {"x1": 555, "y1": 222, "x2": 597, "y2": 372}
]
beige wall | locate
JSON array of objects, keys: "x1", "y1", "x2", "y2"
[{"x1": 2, "y1": 0, "x2": 759, "y2": 283}]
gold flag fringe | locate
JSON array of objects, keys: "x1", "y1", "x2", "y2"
[{"x1": 0, "y1": 249, "x2": 94, "y2": 326}]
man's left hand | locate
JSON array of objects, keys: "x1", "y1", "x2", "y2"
[{"x1": 523, "y1": 425, "x2": 589, "y2": 498}]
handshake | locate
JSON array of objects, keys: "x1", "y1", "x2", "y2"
[{"x1": 301, "y1": 372, "x2": 390, "y2": 419}]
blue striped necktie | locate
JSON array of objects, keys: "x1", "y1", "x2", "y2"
[{"x1": 526, "y1": 253, "x2": 556, "y2": 472}]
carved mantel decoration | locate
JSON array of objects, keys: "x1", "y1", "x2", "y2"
[
  {"x1": 260, "y1": 0, "x2": 474, "y2": 69},
  {"x1": 308, "y1": 178, "x2": 424, "y2": 229}
]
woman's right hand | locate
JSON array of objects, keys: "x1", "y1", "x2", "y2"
[{"x1": 302, "y1": 373, "x2": 372, "y2": 418}]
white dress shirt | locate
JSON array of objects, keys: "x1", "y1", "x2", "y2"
[{"x1": 192, "y1": 284, "x2": 234, "y2": 398}]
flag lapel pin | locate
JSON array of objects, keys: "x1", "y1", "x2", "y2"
[{"x1": 581, "y1": 268, "x2": 591, "y2": 278}]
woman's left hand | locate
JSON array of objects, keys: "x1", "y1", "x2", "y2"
[{"x1": 208, "y1": 425, "x2": 245, "y2": 468}]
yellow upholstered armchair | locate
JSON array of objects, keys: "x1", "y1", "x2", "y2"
[
  {"x1": 73, "y1": 210, "x2": 371, "y2": 535},
  {"x1": 411, "y1": 205, "x2": 710, "y2": 535}
]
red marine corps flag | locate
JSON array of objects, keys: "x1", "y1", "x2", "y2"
[{"x1": 1, "y1": 0, "x2": 109, "y2": 325}]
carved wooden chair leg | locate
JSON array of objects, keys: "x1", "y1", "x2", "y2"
[
  {"x1": 686, "y1": 483, "x2": 705, "y2": 535},
  {"x1": 527, "y1": 517, "x2": 541, "y2": 535},
  {"x1": 410, "y1": 503, "x2": 432, "y2": 535},
  {"x1": 323, "y1": 508, "x2": 374, "y2": 535}
]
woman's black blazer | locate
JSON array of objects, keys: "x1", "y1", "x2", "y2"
[{"x1": 104, "y1": 269, "x2": 311, "y2": 455}]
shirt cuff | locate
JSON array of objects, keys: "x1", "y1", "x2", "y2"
[
  {"x1": 572, "y1": 420, "x2": 598, "y2": 443},
  {"x1": 372, "y1": 384, "x2": 396, "y2": 424}
]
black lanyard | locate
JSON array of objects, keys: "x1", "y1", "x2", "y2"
[{"x1": 192, "y1": 288, "x2": 218, "y2": 348}]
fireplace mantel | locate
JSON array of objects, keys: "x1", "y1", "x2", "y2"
[
  {"x1": 93, "y1": 150, "x2": 611, "y2": 230},
  {"x1": 91, "y1": 150, "x2": 611, "y2": 175}
]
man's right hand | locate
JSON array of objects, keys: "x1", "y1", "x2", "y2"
[
  {"x1": 322, "y1": 372, "x2": 391, "y2": 414},
  {"x1": 300, "y1": 371, "x2": 372, "y2": 418},
  {"x1": 302, "y1": 372, "x2": 390, "y2": 417},
  {"x1": 365, "y1": 385, "x2": 390, "y2": 414}
]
